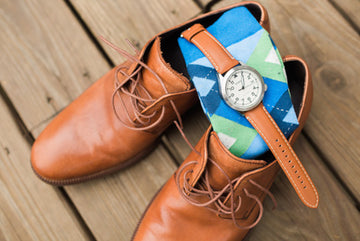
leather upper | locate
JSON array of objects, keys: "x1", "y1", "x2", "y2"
[
  {"x1": 31, "y1": 38, "x2": 196, "y2": 182},
  {"x1": 132, "y1": 56, "x2": 313, "y2": 241},
  {"x1": 31, "y1": 1, "x2": 270, "y2": 184}
]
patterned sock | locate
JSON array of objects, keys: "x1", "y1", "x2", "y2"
[{"x1": 178, "y1": 6, "x2": 299, "y2": 159}]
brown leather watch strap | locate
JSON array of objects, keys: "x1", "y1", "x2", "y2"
[
  {"x1": 181, "y1": 23, "x2": 319, "y2": 208},
  {"x1": 246, "y1": 103, "x2": 318, "y2": 208},
  {"x1": 181, "y1": 24, "x2": 239, "y2": 74}
]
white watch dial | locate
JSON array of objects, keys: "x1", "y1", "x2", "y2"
[{"x1": 221, "y1": 67, "x2": 265, "y2": 112}]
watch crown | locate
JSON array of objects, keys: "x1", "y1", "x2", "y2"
[{"x1": 265, "y1": 84, "x2": 268, "y2": 91}]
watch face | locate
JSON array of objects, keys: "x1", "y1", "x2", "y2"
[{"x1": 220, "y1": 66, "x2": 265, "y2": 112}]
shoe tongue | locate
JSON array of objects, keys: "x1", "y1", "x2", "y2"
[
  {"x1": 140, "y1": 37, "x2": 190, "y2": 99},
  {"x1": 206, "y1": 132, "x2": 267, "y2": 190}
]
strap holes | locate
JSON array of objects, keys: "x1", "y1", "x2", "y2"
[
  {"x1": 291, "y1": 165, "x2": 295, "y2": 168},
  {"x1": 295, "y1": 170, "x2": 298, "y2": 174},
  {"x1": 297, "y1": 176, "x2": 300, "y2": 179},
  {"x1": 285, "y1": 155, "x2": 288, "y2": 158},
  {"x1": 301, "y1": 180, "x2": 304, "y2": 184},
  {"x1": 303, "y1": 186, "x2": 307, "y2": 189},
  {"x1": 275, "y1": 139, "x2": 279, "y2": 142},
  {"x1": 282, "y1": 150, "x2": 285, "y2": 153},
  {"x1": 288, "y1": 160, "x2": 292, "y2": 163},
  {"x1": 278, "y1": 144, "x2": 282, "y2": 147}
]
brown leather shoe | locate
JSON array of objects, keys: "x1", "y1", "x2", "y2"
[
  {"x1": 31, "y1": 2, "x2": 270, "y2": 185},
  {"x1": 131, "y1": 56, "x2": 313, "y2": 241}
]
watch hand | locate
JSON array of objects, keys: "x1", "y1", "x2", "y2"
[
  {"x1": 238, "y1": 82, "x2": 255, "y2": 91},
  {"x1": 245, "y1": 82, "x2": 254, "y2": 89},
  {"x1": 241, "y1": 73, "x2": 245, "y2": 89}
]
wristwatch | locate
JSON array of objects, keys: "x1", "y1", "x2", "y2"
[{"x1": 181, "y1": 23, "x2": 318, "y2": 208}]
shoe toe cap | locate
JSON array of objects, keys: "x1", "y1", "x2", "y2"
[{"x1": 31, "y1": 131, "x2": 77, "y2": 183}]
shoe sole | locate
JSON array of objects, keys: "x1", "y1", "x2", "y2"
[{"x1": 31, "y1": 139, "x2": 160, "y2": 186}]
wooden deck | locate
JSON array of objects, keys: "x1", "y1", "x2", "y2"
[{"x1": 1, "y1": 0, "x2": 359, "y2": 240}]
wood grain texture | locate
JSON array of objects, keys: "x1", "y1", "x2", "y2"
[
  {"x1": 330, "y1": 0, "x2": 360, "y2": 31},
  {"x1": 70, "y1": 0, "x2": 201, "y2": 64},
  {"x1": 0, "y1": 98, "x2": 88, "y2": 240},
  {"x1": 65, "y1": 145, "x2": 177, "y2": 241},
  {"x1": 0, "y1": 0, "x2": 182, "y2": 240},
  {"x1": 179, "y1": 0, "x2": 360, "y2": 201},
  {"x1": 244, "y1": 135, "x2": 360, "y2": 241},
  {"x1": 0, "y1": 0, "x2": 109, "y2": 134}
]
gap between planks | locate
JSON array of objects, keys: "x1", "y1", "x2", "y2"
[
  {"x1": 328, "y1": 0, "x2": 360, "y2": 35},
  {"x1": 64, "y1": 0, "x2": 115, "y2": 68},
  {"x1": 0, "y1": 84, "x2": 97, "y2": 241},
  {"x1": 303, "y1": 131, "x2": 360, "y2": 211}
]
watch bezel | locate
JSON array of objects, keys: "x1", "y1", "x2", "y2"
[{"x1": 217, "y1": 65, "x2": 266, "y2": 112}]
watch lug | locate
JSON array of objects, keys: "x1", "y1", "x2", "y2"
[
  {"x1": 216, "y1": 72, "x2": 226, "y2": 98},
  {"x1": 217, "y1": 72, "x2": 226, "y2": 85}
]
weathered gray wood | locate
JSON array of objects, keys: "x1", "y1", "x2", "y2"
[
  {"x1": 0, "y1": 98, "x2": 88, "y2": 241},
  {"x1": 70, "y1": 0, "x2": 201, "y2": 64}
]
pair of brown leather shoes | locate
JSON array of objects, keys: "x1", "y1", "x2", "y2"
[{"x1": 31, "y1": 2, "x2": 317, "y2": 240}]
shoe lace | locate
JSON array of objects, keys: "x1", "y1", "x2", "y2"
[
  {"x1": 99, "y1": 36, "x2": 183, "y2": 131},
  {"x1": 174, "y1": 122, "x2": 277, "y2": 229},
  {"x1": 100, "y1": 36, "x2": 276, "y2": 229}
]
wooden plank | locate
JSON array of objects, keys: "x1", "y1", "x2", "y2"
[
  {"x1": 0, "y1": 0, "x2": 200, "y2": 240},
  {"x1": 245, "y1": 135, "x2": 360, "y2": 241},
  {"x1": 0, "y1": 99, "x2": 88, "y2": 240},
  {"x1": 193, "y1": 0, "x2": 207, "y2": 9},
  {"x1": 70, "y1": 0, "x2": 201, "y2": 64},
  {"x1": 65, "y1": 145, "x2": 177, "y2": 241},
  {"x1": 166, "y1": 0, "x2": 360, "y2": 201},
  {"x1": 330, "y1": 0, "x2": 360, "y2": 31},
  {"x1": 0, "y1": 0, "x2": 110, "y2": 135}
]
